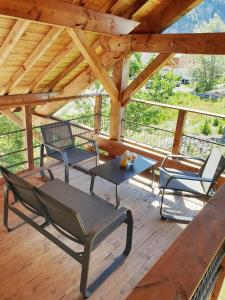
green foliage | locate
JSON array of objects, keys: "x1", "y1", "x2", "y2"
[
  {"x1": 0, "y1": 114, "x2": 25, "y2": 171},
  {"x1": 213, "y1": 118, "x2": 219, "y2": 126},
  {"x1": 129, "y1": 53, "x2": 143, "y2": 78},
  {"x1": 192, "y1": 15, "x2": 225, "y2": 93},
  {"x1": 201, "y1": 119, "x2": 212, "y2": 135},
  {"x1": 218, "y1": 122, "x2": 224, "y2": 135},
  {"x1": 146, "y1": 71, "x2": 179, "y2": 102}
]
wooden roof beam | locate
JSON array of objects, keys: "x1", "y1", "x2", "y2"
[
  {"x1": 122, "y1": 53, "x2": 174, "y2": 106},
  {"x1": 68, "y1": 29, "x2": 119, "y2": 103},
  {"x1": 0, "y1": 93, "x2": 78, "y2": 109},
  {"x1": 0, "y1": 19, "x2": 29, "y2": 68},
  {"x1": 100, "y1": 33, "x2": 225, "y2": 55},
  {"x1": 133, "y1": 0, "x2": 203, "y2": 33},
  {"x1": 0, "y1": 0, "x2": 139, "y2": 35},
  {"x1": 6, "y1": 26, "x2": 63, "y2": 94}
]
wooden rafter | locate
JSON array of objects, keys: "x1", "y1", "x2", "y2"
[
  {"x1": 0, "y1": 92, "x2": 79, "y2": 109},
  {"x1": 100, "y1": 33, "x2": 225, "y2": 55},
  {"x1": 121, "y1": 53, "x2": 174, "y2": 105},
  {"x1": 6, "y1": 27, "x2": 63, "y2": 94},
  {"x1": 68, "y1": 29, "x2": 119, "y2": 103},
  {"x1": 0, "y1": 0, "x2": 139, "y2": 35},
  {"x1": 0, "y1": 19, "x2": 29, "y2": 68},
  {"x1": 133, "y1": 0, "x2": 203, "y2": 33}
]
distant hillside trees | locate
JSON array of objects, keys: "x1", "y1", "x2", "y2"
[{"x1": 192, "y1": 15, "x2": 225, "y2": 93}]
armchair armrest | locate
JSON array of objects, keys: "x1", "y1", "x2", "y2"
[
  {"x1": 75, "y1": 134, "x2": 99, "y2": 155},
  {"x1": 42, "y1": 143, "x2": 69, "y2": 165},
  {"x1": 161, "y1": 154, "x2": 205, "y2": 168}
]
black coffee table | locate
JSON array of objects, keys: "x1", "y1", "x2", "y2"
[{"x1": 89, "y1": 156, "x2": 157, "y2": 207}]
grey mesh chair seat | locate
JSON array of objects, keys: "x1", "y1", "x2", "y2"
[
  {"x1": 160, "y1": 168, "x2": 204, "y2": 194},
  {"x1": 40, "y1": 120, "x2": 99, "y2": 183},
  {"x1": 1, "y1": 167, "x2": 133, "y2": 298},
  {"x1": 49, "y1": 147, "x2": 97, "y2": 166},
  {"x1": 159, "y1": 149, "x2": 225, "y2": 223}
]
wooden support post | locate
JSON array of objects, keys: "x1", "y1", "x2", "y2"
[
  {"x1": 172, "y1": 109, "x2": 187, "y2": 154},
  {"x1": 94, "y1": 95, "x2": 102, "y2": 134},
  {"x1": 110, "y1": 58, "x2": 129, "y2": 141},
  {"x1": 23, "y1": 106, "x2": 34, "y2": 170}
]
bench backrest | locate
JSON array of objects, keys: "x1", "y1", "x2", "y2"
[
  {"x1": 0, "y1": 166, "x2": 45, "y2": 216},
  {"x1": 0, "y1": 167, "x2": 86, "y2": 241}
]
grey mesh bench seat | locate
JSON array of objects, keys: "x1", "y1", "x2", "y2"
[{"x1": 1, "y1": 166, "x2": 133, "y2": 298}]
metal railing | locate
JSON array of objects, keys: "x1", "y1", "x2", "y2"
[
  {"x1": 0, "y1": 128, "x2": 28, "y2": 172},
  {"x1": 122, "y1": 119, "x2": 174, "y2": 151},
  {"x1": 180, "y1": 134, "x2": 225, "y2": 158}
]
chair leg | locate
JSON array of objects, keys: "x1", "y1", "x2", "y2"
[
  {"x1": 80, "y1": 242, "x2": 92, "y2": 298},
  {"x1": 3, "y1": 185, "x2": 11, "y2": 232},
  {"x1": 65, "y1": 164, "x2": 69, "y2": 183},
  {"x1": 123, "y1": 210, "x2": 133, "y2": 257},
  {"x1": 39, "y1": 144, "x2": 45, "y2": 178},
  {"x1": 160, "y1": 188, "x2": 192, "y2": 224}
]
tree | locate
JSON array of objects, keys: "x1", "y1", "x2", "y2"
[{"x1": 192, "y1": 15, "x2": 225, "y2": 93}]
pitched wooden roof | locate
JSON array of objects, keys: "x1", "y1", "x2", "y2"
[{"x1": 0, "y1": 0, "x2": 204, "y2": 116}]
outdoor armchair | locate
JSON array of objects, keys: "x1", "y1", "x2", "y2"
[
  {"x1": 159, "y1": 148, "x2": 225, "y2": 223},
  {"x1": 40, "y1": 120, "x2": 99, "y2": 183},
  {"x1": 0, "y1": 166, "x2": 133, "y2": 298}
]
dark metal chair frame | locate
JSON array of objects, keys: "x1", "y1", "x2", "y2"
[
  {"x1": 40, "y1": 120, "x2": 99, "y2": 183},
  {"x1": 1, "y1": 166, "x2": 133, "y2": 298},
  {"x1": 159, "y1": 149, "x2": 225, "y2": 223}
]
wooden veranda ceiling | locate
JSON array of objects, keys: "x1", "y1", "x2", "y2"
[{"x1": 0, "y1": 0, "x2": 208, "y2": 116}]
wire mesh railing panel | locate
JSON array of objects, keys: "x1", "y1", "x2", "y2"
[
  {"x1": 180, "y1": 134, "x2": 225, "y2": 158},
  {"x1": 123, "y1": 119, "x2": 174, "y2": 151}
]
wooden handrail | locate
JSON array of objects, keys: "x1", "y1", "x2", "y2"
[{"x1": 127, "y1": 184, "x2": 225, "y2": 300}]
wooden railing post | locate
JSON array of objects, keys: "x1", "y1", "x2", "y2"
[
  {"x1": 172, "y1": 109, "x2": 187, "y2": 154},
  {"x1": 23, "y1": 106, "x2": 34, "y2": 170},
  {"x1": 94, "y1": 95, "x2": 102, "y2": 134},
  {"x1": 110, "y1": 57, "x2": 129, "y2": 141}
]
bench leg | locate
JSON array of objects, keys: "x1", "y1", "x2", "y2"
[
  {"x1": 80, "y1": 241, "x2": 92, "y2": 298},
  {"x1": 3, "y1": 185, "x2": 11, "y2": 232},
  {"x1": 123, "y1": 210, "x2": 133, "y2": 257}
]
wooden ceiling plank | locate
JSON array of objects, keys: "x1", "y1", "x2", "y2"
[
  {"x1": 121, "y1": 53, "x2": 174, "y2": 105},
  {"x1": 30, "y1": 41, "x2": 75, "y2": 92},
  {"x1": 0, "y1": 19, "x2": 29, "y2": 68},
  {"x1": 68, "y1": 28, "x2": 119, "y2": 103},
  {"x1": 6, "y1": 26, "x2": 64, "y2": 93},
  {"x1": 0, "y1": 0, "x2": 139, "y2": 35},
  {"x1": 100, "y1": 33, "x2": 225, "y2": 55},
  {"x1": 48, "y1": 39, "x2": 100, "y2": 91}
]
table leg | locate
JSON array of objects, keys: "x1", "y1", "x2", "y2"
[
  {"x1": 151, "y1": 166, "x2": 155, "y2": 185},
  {"x1": 115, "y1": 184, "x2": 120, "y2": 208},
  {"x1": 90, "y1": 174, "x2": 96, "y2": 197}
]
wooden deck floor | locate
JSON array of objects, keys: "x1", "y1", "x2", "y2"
[{"x1": 0, "y1": 160, "x2": 204, "y2": 300}]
